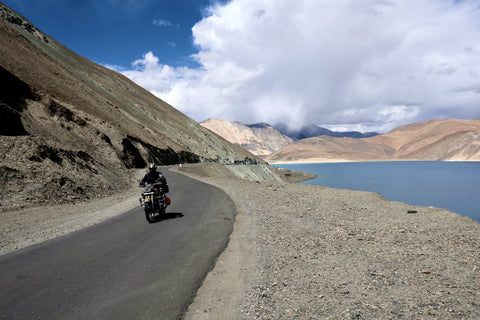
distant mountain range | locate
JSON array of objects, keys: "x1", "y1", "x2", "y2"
[
  {"x1": 200, "y1": 118, "x2": 294, "y2": 157},
  {"x1": 200, "y1": 118, "x2": 378, "y2": 157},
  {"x1": 200, "y1": 118, "x2": 480, "y2": 162},
  {"x1": 271, "y1": 123, "x2": 378, "y2": 140}
]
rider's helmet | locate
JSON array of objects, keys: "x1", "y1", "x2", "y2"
[{"x1": 149, "y1": 163, "x2": 157, "y2": 171}]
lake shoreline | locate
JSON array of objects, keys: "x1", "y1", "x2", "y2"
[
  {"x1": 273, "y1": 161, "x2": 480, "y2": 223},
  {"x1": 182, "y1": 167, "x2": 480, "y2": 319}
]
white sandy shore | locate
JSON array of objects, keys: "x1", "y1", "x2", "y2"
[
  {"x1": 267, "y1": 158, "x2": 355, "y2": 164},
  {"x1": 268, "y1": 159, "x2": 480, "y2": 165}
]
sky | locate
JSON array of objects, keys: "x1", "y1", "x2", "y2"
[{"x1": 3, "y1": 0, "x2": 480, "y2": 132}]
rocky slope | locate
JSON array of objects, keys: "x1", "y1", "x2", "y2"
[
  {"x1": 266, "y1": 118, "x2": 480, "y2": 162},
  {"x1": 248, "y1": 122, "x2": 295, "y2": 154},
  {"x1": 0, "y1": 3, "x2": 260, "y2": 212},
  {"x1": 200, "y1": 117, "x2": 293, "y2": 157}
]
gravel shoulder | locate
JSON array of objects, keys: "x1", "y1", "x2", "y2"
[
  {"x1": 0, "y1": 170, "x2": 143, "y2": 255},
  {"x1": 178, "y1": 167, "x2": 479, "y2": 320},
  {"x1": 1, "y1": 165, "x2": 479, "y2": 319}
]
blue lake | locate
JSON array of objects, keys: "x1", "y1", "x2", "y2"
[{"x1": 273, "y1": 161, "x2": 480, "y2": 222}]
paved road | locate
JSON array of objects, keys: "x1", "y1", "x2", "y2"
[{"x1": 0, "y1": 169, "x2": 236, "y2": 320}]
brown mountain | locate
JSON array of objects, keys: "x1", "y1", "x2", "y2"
[
  {"x1": 0, "y1": 3, "x2": 259, "y2": 211},
  {"x1": 200, "y1": 117, "x2": 293, "y2": 157},
  {"x1": 265, "y1": 119, "x2": 480, "y2": 163}
]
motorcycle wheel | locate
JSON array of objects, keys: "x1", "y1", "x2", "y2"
[{"x1": 144, "y1": 202, "x2": 156, "y2": 223}]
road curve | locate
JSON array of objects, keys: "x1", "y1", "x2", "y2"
[{"x1": 0, "y1": 169, "x2": 236, "y2": 320}]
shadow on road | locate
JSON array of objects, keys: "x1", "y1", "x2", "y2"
[{"x1": 156, "y1": 212, "x2": 184, "y2": 222}]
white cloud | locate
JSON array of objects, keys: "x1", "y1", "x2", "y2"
[
  {"x1": 119, "y1": 0, "x2": 480, "y2": 132},
  {"x1": 152, "y1": 18, "x2": 171, "y2": 26}
]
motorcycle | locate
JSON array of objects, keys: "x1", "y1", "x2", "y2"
[{"x1": 139, "y1": 180, "x2": 171, "y2": 223}]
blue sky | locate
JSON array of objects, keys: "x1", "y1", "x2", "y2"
[
  {"x1": 2, "y1": 0, "x2": 219, "y2": 68},
  {"x1": 3, "y1": 0, "x2": 480, "y2": 132}
]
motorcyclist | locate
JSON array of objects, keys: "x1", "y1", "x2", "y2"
[{"x1": 140, "y1": 163, "x2": 169, "y2": 193}]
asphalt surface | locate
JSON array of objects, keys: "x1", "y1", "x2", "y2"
[{"x1": 0, "y1": 169, "x2": 236, "y2": 320}]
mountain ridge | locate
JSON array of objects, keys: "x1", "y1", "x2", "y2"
[
  {"x1": 266, "y1": 118, "x2": 480, "y2": 162},
  {"x1": 0, "y1": 3, "x2": 260, "y2": 212},
  {"x1": 200, "y1": 117, "x2": 294, "y2": 157},
  {"x1": 272, "y1": 123, "x2": 379, "y2": 140},
  {"x1": 199, "y1": 117, "x2": 480, "y2": 162},
  {"x1": 199, "y1": 117, "x2": 378, "y2": 157}
]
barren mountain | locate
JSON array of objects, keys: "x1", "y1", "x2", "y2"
[
  {"x1": 0, "y1": 3, "x2": 259, "y2": 212},
  {"x1": 273, "y1": 123, "x2": 378, "y2": 140},
  {"x1": 200, "y1": 118, "x2": 293, "y2": 157},
  {"x1": 372, "y1": 119, "x2": 480, "y2": 160},
  {"x1": 248, "y1": 122, "x2": 295, "y2": 153},
  {"x1": 266, "y1": 118, "x2": 480, "y2": 163}
]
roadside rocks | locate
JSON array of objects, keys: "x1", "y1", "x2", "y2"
[{"x1": 182, "y1": 173, "x2": 480, "y2": 320}]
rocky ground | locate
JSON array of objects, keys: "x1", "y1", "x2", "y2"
[
  {"x1": 179, "y1": 166, "x2": 479, "y2": 320},
  {"x1": 1, "y1": 164, "x2": 479, "y2": 319}
]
